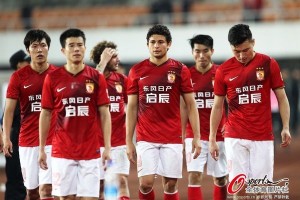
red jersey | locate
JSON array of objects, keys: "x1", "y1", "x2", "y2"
[
  {"x1": 127, "y1": 59, "x2": 193, "y2": 144},
  {"x1": 99, "y1": 72, "x2": 127, "y2": 147},
  {"x1": 186, "y1": 64, "x2": 226, "y2": 141},
  {"x1": 6, "y1": 64, "x2": 57, "y2": 147},
  {"x1": 214, "y1": 53, "x2": 284, "y2": 140},
  {"x1": 41, "y1": 65, "x2": 109, "y2": 160}
]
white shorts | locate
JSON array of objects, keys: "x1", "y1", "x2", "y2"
[
  {"x1": 136, "y1": 141, "x2": 183, "y2": 178},
  {"x1": 51, "y1": 157, "x2": 100, "y2": 197},
  {"x1": 225, "y1": 138, "x2": 274, "y2": 182},
  {"x1": 19, "y1": 145, "x2": 52, "y2": 190},
  {"x1": 185, "y1": 139, "x2": 228, "y2": 178},
  {"x1": 99, "y1": 145, "x2": 130, "y2": 180}
]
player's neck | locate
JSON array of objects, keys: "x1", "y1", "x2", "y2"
[
  {"x1": 65, "y1": 62, "x2": 85, "y2": 75},
  {"x1": 195, "y1": 62, "x2": 212, "y2": 74},
  {"x1": 149, "y1": 56, "x2": 168, "y2": 66},
  {"x1": 30, "y1": 62, "x2": 49, "y2": 74}
]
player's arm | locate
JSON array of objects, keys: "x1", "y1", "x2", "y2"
[
  {"x1": 209, "y1": 95, "x2": 225, "y2": 161},
  {"x1": 2, "y1": 98, "x2": 17, "y2": 157},
  {"x1": 126, "y1": 94, "x2": 138, "y2": 163},
  {"x1": 96, "y1": 48, "x2": 116, "y2": 73},
  {"x1": 0, "y1": 125, "x2": 3, "y2": 152},
  {"x1": 273, "y1": 87, "x2": 291, "y2": 148},
  {"x1": 98, "y1": 104, "x2": 111, "y2": 164},
  {"x1": 180, "y1": 96, "x2": 188, "y2": 144},
  {"x1": 182, "y1": 92, "x2": 201, "y2": 159},
  {"x1": 39, "y1": 108, "x2": 52, "y2": 170}
]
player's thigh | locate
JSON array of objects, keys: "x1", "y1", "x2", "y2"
[
  {"x1": 249, "y1": 141, "x2": 274, "y2": 181},
  {"x1": 19, "y1": 146, "x2": 39, "y2": 189},
  {"x1": 99, "y1": 147, "x2": 105, "y2": 180},
  {"x1": 185, "y1": 138, "x2": 207, "y2": 173},
  {"x1": 111, "y1": 145, "x2": 130, "y2": 175},
  {"x1": 207, "y1": 141, "x2": 228, "y2": 178},
  {"x1": 51, "y1": 157, "x2": 77, "y2": 196},
  {"x1": 225, "y1": 138, "x2": 250, "y2": 182},
  {"x1": 158, "y1": 143, "x2": 183, "y2": 178},
  {"x1": 136, "y1": 142, "x2": 160, "y2": 177},
  {"x1": 77, "y1": 159, "x2": 100, "y2": 197}
]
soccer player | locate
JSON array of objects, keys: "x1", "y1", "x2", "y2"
[
  {"x1": 181, "y1": 35, "x2": 227, "y2": 200},
  {"x1": 2, "y1": 29, "x2": 56, "y2": 200},
  {"x1": 126, "y1": 24, "x2": 201, "y2": 200},
  {"x1": 1, "y1": 50, "x2": 30, "y2": 200},
  {"x1": 90, "y1": 41, "x2": 130, "y2": 200},
  {"x1": 209, "y1": 24, "x2": 292, "y2": 199},
  {"x1": 38, "y1": 28, "x2": 111, "y2": 199}
]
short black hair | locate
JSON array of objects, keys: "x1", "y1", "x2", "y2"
[
  {"x1": 189, "y1": 34, "x2": 214, "y2": 50},
  {"x1": 146, "y1": 24, "x2": 172, "y2": 43},
  {"x1": 23, "y1": 29, "x2": 51, "y2": 51},
  {"x1": 228, "y1": 24, "x2": 252, "y2": 46},
  {"x1": 60, "y1": 28, "x2": 86, "y2": 48},
  {"x1": 90, "y1": 41, "x2": 117, "y2": 64}
]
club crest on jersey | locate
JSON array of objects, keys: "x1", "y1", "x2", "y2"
[
  {"x1": 256, "y1": 67, "x2": 264, "y2": 81},
  {"x1": 115, "y1": 82, "x2": 123, "y2": 93},
  {"x1": 86, "y1": 82, "x2": 94, "y2": 94},
  {"x1": 167, "y1": 71, "x2": 176, "y2": 83}
]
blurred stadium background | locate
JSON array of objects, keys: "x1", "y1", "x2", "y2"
[{"x1": 0, "y1": 0, "x2": 300, "y2": 199}]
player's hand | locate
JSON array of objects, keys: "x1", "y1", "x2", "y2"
[
  {"x1": 97, "y1": 48, "x2": 117, "y2": 71},
  {"x1": 102, "y1": 147, "x2": 111, "y2": 166},
  {"x1": 191, "y1": 138, "x2": 201, "y2": 159},
  {"x1": 38, "y1": 150, "x2": 48, "y2": 170},
  {"x1": 126, "y1": 141, "x2": 136, "y2": 164},
  {"x1": 280, "y1": 128, "x2": 292, "y2": 148},
  {"x1": 209, "y1": 140, "x2": 219, "y2": 161},
  {"x1": 2, "y1": 138, "x2": 13, "y2": 157}
]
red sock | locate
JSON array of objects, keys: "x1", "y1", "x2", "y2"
[
  {"x1": 188, "y1": 186, "x2": 203, "y2": 200},
  {"x1": 119, "y1": 196, "x2": 130, "y2": 200},
  {"x1": 213, "y1": 184, "x2": 227, "y2": 200},
  {"x1": 139, "y1": 189, "x2": 155, "y2": 200},
  {"x1": 164, "y1": 191, "x2": 179, "y2": 200}
]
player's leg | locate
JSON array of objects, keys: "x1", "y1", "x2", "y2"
[
  {"x1": 77, "y1": 158, "x2": 100, "y2": 199},
  {"x1": 159, "y1": 143, "x2": 183, "y2": 200},
  {"x1": 39, "y1": 145, "x2": 55, "y2": 199},
  {"x1": 185, "y1": 138, "x2": 206, "y2": 200},
  {"x1": 19, "y1": 146, "x2": 40, "y2": 200},
  {"x1": 99, "y1": 147, "x2": 105, "y2": 200},
  {"x1": 136, "y1": 142, "x2": 159, "y2": 200},
  {"x1": 208, "y1": 141, "x2": 228, "y2": 200},
  {"x1": 110, "y1": 145, "x2": 130, "y2": 199}
]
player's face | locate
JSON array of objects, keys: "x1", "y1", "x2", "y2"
[
  {"x1": 192, "y1": 43, "x2": 214, "y2": 70},
  {"x1": 28, "y1": 38, "x2": 49, "y2": 65},
  {"x1": 147, "y1": 34, "x2": 171, "y2": 59},
  {"x1": 62, "y1": 37, "x2": 86, "y2": 64},
  {"x1": 107, "y1": 51, "x2": 120, "y2": 72},
  {"x1": 231, "y1": 39, "x2": 255, "y2": 65}
]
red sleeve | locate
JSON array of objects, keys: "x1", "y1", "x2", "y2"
[
  {"x1": 123, "y1": 75, "x2": 128, "y2": 104},
  {"x1": 270, "y1": 58, "x2": 284, "y2": 89},
  {"x1": 180, "y1": 65, "x2": 193, "y2": 93},
  {"x1": 127, "y1": 67, "x2": 139, "y2": 95},
  {"x1": 97, "y1": 73, "x2": 110, "y2": 106},
  {"x1": 6, "y1": 72, "x2": 20, "y2": 99},
  {"x1": 41, "y1": 74, "x2": 54, "y2": 110},
  {"x1": 213, "y1": 67, "x2": 227, "y2": 96}
]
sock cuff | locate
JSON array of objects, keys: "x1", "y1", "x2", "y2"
[
  {"x1": 139, "y1": 188, "x2": 154, "y2": 195},
  {"x1": 188, "y1": 184, "x2": 202, "y2": 187},
  {"x1": 164, "y1": 190, "x2": 178, "y2": 195}
]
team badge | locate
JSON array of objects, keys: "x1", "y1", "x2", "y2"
[
  {"x1": 115, "y1": 82, "x2": 123, "y2": 93},
  {"x1": 256, "y1": 67, "x2": 265, "y2": 81},
  {"x1": 167, "y1": 71, "x2": 176, "y2": 83},
  {"x1": 86, "y1": 82, "x2": 94, "y2": 94}
]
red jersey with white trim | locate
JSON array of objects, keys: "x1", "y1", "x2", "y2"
[
  {"x1": 6, "y1": 64, "x2": 57, "y2": 147},
  {"x1": 99, "y1": 72, "x2": 127, "y2": 147},
  {"x1": 127, "y1": 58, "x2": 193, "y2": 144},
  {"x1": 214, "y1": 53, "x2": 284, "y2": 140},
  {"x1": 41, "y1": 65, "x2": 109, "y2": 160},
  {"x1": 186, "y1": 64, "x2": 226, "y2": 141}
]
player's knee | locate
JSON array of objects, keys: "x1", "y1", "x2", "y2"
[
  {"x1": 39, "y1": 184, "x2": 52, "y2": 197},
  {"x1": 163, "y1": 178, "x2": 178, "y2": 193},
  {"x1": 213, "y1": 176, "x2": 227, "y2": 187},
  {"x1": 188, "y1": 171, "x2": 202, "y2": 185},
  {"x1": 27, "y1": 188, "x2": 40, "y2": 200},
  {"x1": 119, "y1": 175, "x2": 128, "y2": 189}
]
